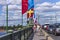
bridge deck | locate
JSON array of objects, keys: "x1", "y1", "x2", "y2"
[
  {"x1": 32, "y1": 31, "x2": 46, "y2": 40},
  {"x1": 29, "y1": 30, "x2": 46, "y2": 40}
]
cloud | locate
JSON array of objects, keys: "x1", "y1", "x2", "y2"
[
  {"x1": 35, "y1": 2, "x2": 54, "y2": 8},
  {"x1": 0, "y1": 13, "x2": 6, "y2": 16},
  {"x1": 2, "y1": 5, "x2": 21, "y2": 12},
  {"x1": 0, "y1": 13, "x2": 6, "y2": 20},
  {"x1": 7, "y1": 0, "x2": 21, "y2": 4},
  {"x1": 35, "y1": 2, "x2": 60, "y2": 13},
  {"x1": 0, "y1": 0, "x2": 6, "y2": 5},
  {"x1": 34, "y1": 0, "x2": 40, "y2": 4},
  {"x1": 1, "y1": 4, "x2": 22, "y2": 20},
  {"x1": 43, "y1": 14, "x2": 55, "y2": 16},
  {"x1": 0, "y1": 11, "x2": 22, "y2": 21},
  {"x1": 8, "y1": 11, "x2": 22, "y2": 20},
  {"x1": 1, "y1": 10, "x2": 27, "y2": 21},
  {"x1": 0, "y1": 0, "x2": 21, "y2": 5},
  {"x1": 35, "y1": 1, "x2": 60, "y2": 24},
  {"x1": 39, "y1": 2, "x2": 53, "y2": 7},
  {"x1": 56, "y1": 1, "x2": 60, "y2": 6}
]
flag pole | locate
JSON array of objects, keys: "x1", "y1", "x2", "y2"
[
  {"x1": 6, "y1": 5, "x2": 8, "y2": 32},
  {"x1": 22, "y1": 13, "x2": 23, "y2": 26},
  {"x1": 22, "y1": 0, "x2": 28, "y2": 27},
  {"x1": 21, "y1": 0, "x2": 23, "y2": 27},
  {"x1": 22, "y1": 1, "x2": 23, "y2": 27}
]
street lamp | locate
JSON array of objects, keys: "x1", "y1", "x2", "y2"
[
  {"x1": 55, "y1": 12, "x2": 57, "y2": 23},
  {"x1": 6, "y1": 4, "x2": 8, "y2": 32}
]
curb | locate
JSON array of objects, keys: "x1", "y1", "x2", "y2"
[{"x1": 42, "y1": 29, "x2": 54, "y2": 40}]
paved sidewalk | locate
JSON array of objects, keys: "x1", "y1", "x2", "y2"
[{"x1": 32, "y1": 31, "x2": 46, "y2": 40}]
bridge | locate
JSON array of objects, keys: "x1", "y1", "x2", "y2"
[
  {"x1": 0, "y1": 25, "x2": 47, "y2": 40},
  {"x1": 0, "y1": 0, "x2": 60, "y2": 40}
]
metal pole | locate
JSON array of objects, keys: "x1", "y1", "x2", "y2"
[
  {"x1": 38, "y1": 15, "x2": 39, "y2": 24},
  {"x1": 6, "y1": 5, "x2": 8, "y2": 32},
  {"x1": 22, "y1": 0, "x2": 23, "y2": 27},
  {"x1": 22, "y1": 14, "x2": 23, "y2": 26},
  {"x1": 50, "y1": 16, "x2": 52, "y2": 24},
  {"x1": 55, "y1": 12, "x2": 57, "y2": 23}
]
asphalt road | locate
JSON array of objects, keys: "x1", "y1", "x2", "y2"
[
  {"x1": 49, "y1": 33, "x2": 60, "y2": 40},
  {"x1": 45, "y1": 30, "x2": 60, "y2": 40}
]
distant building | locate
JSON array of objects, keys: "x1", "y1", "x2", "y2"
[{"x1": 0, "y1": 26, "x2": 4, "y2": 32}]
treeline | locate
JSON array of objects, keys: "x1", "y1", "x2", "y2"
[{"x1": 0, "y1": 24, "x2": 26, "y2": 30}]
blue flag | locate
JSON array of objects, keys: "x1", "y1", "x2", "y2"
[{"x1": 28, "y1": 0, "x2": 34, "y2": 10}]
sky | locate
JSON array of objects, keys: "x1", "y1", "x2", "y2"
[
  {"x1": 34, "y1": 0, "x2": 60, "y2": 25},
  {"x1": 0, "y1": 0, "x2": 60, "y2": 26}
]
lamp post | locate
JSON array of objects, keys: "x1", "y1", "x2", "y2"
[
  {"x1": 55, "y1": 12, "x2": 57, "y2": 23},
  {"x1": 6, "y1": 5, "x2": 8, "y2": 32},
  {"x1": 37, "y1": 15, "x2": 40, "y2": 24}
]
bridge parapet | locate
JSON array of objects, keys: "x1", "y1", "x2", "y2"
[{"x1": 0, "y1": 27, "x2": 33, "y2": 40}]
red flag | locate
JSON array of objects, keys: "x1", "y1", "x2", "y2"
[{"x1": 22, "y1": 0, "x2": 28, "y2": 14}]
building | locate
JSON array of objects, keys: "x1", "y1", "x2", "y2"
[{"x1": 0, "y1": 26, "x2": 4, "y2": 32}]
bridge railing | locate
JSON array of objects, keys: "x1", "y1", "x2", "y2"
[{"x1": 0, "y1": 27, "x2": 33, "y2": 40}]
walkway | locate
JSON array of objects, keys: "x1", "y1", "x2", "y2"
[
  {"x1": 29, "y1": 29, "x2": 46, "y2": 40},
  {"x1": 32, "y1": 31, "x2": 46, "y2": 40}
]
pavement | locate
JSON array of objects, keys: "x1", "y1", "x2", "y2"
[
  {"x1": 28, "y1": 29, "x2": 46, "y2": 40},
  {"x1": 28, "y1": 25, "x2": 46, "y2": 40},
  {"x1": 32, "y1": 31, "x2": 46, "y2": 40}
]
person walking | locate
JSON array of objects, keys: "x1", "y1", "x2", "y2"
[
  {"x1": 36, "y1": 24, "x2": 43, "y2": 35},
  {"x1": 33, "y1": 24, "x2": 37, "y2": 33},
  {"x1": 36, "y1": 24, "x2": 40, "y2": 32}
]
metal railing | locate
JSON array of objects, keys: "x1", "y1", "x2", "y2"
[{"x1": 0, "y1": 27, "x2": 33, "y2": 40}]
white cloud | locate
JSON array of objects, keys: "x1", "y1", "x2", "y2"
[
  {"x1": 57, "y1": 19, "x2": 60, "y2": 21},
  {"x1": 0, "y1": 0, "x2": 6, "y2": 5},
  {"x1": 14, "y1": 11, "x2": 21, "y2": 16},
  {"x1": 35, "y1": 2, "x2": 54, "y2": 7},
  {"x1": 1, "y1": 0, "x2": 22, "y2": 21},
  {"x1": 0, "y1": 13, "x2": 6, "y2": 16},
  {"x1": 56, "y1": 12, "x2": 60, "y2": 16},
  {"x1": 2, "y1": 5, "x2": 22, "y2": 21},
  {"x1": 12, "y1": 16, "x2": 21, "y2": 19},
  {"x1": 56, "y1": 1, "x2": 60, "y2": 6},
  {"x1": 35, "y1": 2, "x2": 60, "y2": 13},
  {"x1": 52, "y1": 5, "x2": 60, "y2": 9},
  {"x1": 7, "y1": 11, "x2": 26, "y2": 20},
  {"x1": 8, "y1": 5, "x2": 21, "y2": 10},
  {"x1": 2, "y1": 4, "x2": 22, "y2": 20},
  {"x1": 2, "y1": 5, "x2": 21, "y2": 11},
  {"x1": 40, "y1": 2, "x2": 53, "y2": 7},
  {"x1": 34, "y1": 0, "x2": 40, "y2": 4},
  {"x1": 8, "y1": 11, "x2": 22, "y2": 20},
  {"x1": 44, "y1": 14, "x2": 55, "y2": 16},
  {"x1": 7, "y1": 0, "x2": 21, "y2": 4},
  {"x1": 0, "y1": 11, "x2": 22, "y2": 21},
  {"x1": 0, "y1": 0, "x2": 22, "y2": 5}
]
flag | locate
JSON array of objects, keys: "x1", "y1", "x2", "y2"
[
  {"x1": 27, "y1": 0, "x2": 34, "y2": 18},
  {"x1": 22, "y1": 0, "x2": 28, "y2": 14},
  {"x1": 34, "y1": 18, "x2": 37, "y2": 24},
  {"x1": 33, "y1": 12, "x2": 37, "y2": 24},
  {"x1": 27, "y1": 8, "x2": 34, "y2": 18},
  {"x1": 28, "y1": 0, "x2": 34, "y2": 10}
]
